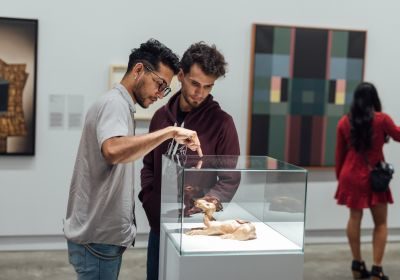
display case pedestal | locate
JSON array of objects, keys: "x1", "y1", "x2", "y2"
[{"x1": 159, "y1": 225, "x2": 303, "y2": 280}]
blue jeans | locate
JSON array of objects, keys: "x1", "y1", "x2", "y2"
[
  {"x1": 67, "y1": 240, "x2": 125, "y2": 280},
  {"x1": 146, "y1": 230, "x2": 160, "y2": 280}
]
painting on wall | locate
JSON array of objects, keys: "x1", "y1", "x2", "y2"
[
  {"x1": 247, "y1": 24, "x2": 366, "y2": 167},
  {"x1": 109, "y1": 64, "x2": 180, "y2": 120},
  {"x1": 0, "y1": 17, "x2": 38, "y2": 155}
]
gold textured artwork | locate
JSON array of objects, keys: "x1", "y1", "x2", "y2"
[
  {"x1": 0, "y1": 17, "x2": 37, "y2": 155},
  {"x1": 0, "y1": 59, "x2": 28, "y2": 152}
]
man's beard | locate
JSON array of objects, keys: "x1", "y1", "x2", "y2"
[
  {"x1": 132, "y1": 80, "x2": 148, "y2": 109},
  {"x1": 181, "y1": 90, "x2": 200, "y2": 110}
]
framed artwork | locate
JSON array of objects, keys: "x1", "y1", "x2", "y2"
[
  {"x1": 109, "y1": 64, "x2": 180, "y2": 120},
  {"x1": 247, "y1": 24, "x2": 366, "y2": 167},
  {"x1": 0, "y1": 17, "x2": 38, "y2": 155}
]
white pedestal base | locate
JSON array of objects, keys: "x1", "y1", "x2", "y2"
[{"x1": 159, "y1": 226, "x2": 304, "y2": 280}]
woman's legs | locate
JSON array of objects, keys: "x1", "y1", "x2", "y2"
[
  {"x1": 370, "y1": 203, "x2": 388, "y2": 266},
  {"x1": 347, "y1": 208, "x2": 363, "y2": 260}
]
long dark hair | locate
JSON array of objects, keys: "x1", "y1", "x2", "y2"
[{"x1": 349, "y1": 82, "x2": 382, "y2": 152}]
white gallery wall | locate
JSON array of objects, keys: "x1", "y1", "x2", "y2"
[{"x1": 1, "y1": 0, "x2": 400, "y2": 250}]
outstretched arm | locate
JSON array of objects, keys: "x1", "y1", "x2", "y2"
[
  {"x1": 95, "y1": 96, "x2": 201, "y2": 165},
  {"x1": 102, "y1": 126, "x2": 202, "y2": 164}
]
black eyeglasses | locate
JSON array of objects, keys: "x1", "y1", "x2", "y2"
[{"x1": 144, "y1": 65, "x2": 172, "y2": 97}]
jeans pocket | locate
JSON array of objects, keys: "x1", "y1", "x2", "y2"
[{"x1": 67, "y1": 241, "x2": 86, "y2": 273}]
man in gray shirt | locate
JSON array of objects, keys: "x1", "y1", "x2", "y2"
[{"x1": 64, "y1": 39, "x2": 202, "y2": 280}]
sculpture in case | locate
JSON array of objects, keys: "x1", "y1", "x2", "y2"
[{"x1": 186, "y1": 198, "x2": 257, "y2": 241}]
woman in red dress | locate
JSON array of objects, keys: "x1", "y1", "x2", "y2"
[{"x1": 335, "y1": 82, "x2": 400, "y2": 280}]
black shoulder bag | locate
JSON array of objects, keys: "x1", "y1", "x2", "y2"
[{"x1": 365, "y1": 155, "x2": 394, "y2": 192}]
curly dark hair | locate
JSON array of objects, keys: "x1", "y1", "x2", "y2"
[
  {"x1": 126, "y1": 38, "x2": 179, "y2": 75},
  {"x1": 349, "y1": 82, "x2": 382, "y2": 152},
  {"x1": 180, "y1": 42, "x2": 227, "y2": 78}
]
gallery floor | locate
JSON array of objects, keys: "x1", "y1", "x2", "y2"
[{"x1": 0, "y1": 242, "x2": 399, "y2": 280}]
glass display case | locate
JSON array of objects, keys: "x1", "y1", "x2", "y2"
[{"x1": 159, "y1": 155, "x2": 307, "y2": 280}]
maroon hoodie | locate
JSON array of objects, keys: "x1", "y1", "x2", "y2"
[{"x1": 139, "y1": 91, "x2": 240, "y2": 234}]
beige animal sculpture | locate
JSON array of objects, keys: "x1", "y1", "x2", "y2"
[{"x1": 186, "y1": 199, "x2": 257, "y2": 241}]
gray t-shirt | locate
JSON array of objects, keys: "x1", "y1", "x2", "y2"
[{"x1": 64, "y1": 84, "x2": 137, "y2": 247}]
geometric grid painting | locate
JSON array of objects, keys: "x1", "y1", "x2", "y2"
[
  {"x1": 247, "y1": 24, "x2": 366, "y2": 166},
  {"x1": 0, "y1": 17, "x2": 38, "y2": 155}
]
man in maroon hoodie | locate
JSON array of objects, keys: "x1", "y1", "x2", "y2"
[{"x1": 140, "y1": 42, "x2": 240, "y2": 280}]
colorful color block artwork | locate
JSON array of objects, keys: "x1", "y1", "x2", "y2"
[{"x1": 248, "y1": 24, "x2": 366, "y2": 166}]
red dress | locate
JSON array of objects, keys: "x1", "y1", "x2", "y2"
[{"x1": 335, "y1": 112, "x2": 400, "y2": 209}]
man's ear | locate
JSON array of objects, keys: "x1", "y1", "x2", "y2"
[
  {"x1": 177, "y1": 69, "x2": 184, "y2": 83},
  {"x1": 132, "y1": 63, "x2": 145, "y2": 80}
]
